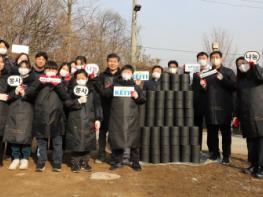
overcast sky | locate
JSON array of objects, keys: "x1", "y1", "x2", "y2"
[{"x1": 80, "y1": 0, "x2": 263, "y2": 67}]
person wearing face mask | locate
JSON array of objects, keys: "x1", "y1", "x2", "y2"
[
  {"x1": 0, "y1": 39, "x2": 14, "y2": 74},
  {"x1": 192, "y1": 52, "x2": 210, "y2": 151},
  {"x1": 93, "y1": 53, "x2": 121, "y2": 163},
  {"x1": 59, "y1": 62, "x2": 71, "y2": 91},
  {"x1": 233, "y1": 57, "x2": 263, "y2": 179},
  {"x1": 33, "y1": 51, "x2": 48, "y2": 78},
  {"x1": 202, "y1": 51, "x2": 236, "y2": 164},
  {"x1": 105, "y1": 64, "x2": 146, "y2": 171},
  {"x1": 23, "y1": 60, "x2": 69, "y2": 172},
  {"x1": 0, "y1": 54, "x2": 10, "y2": 167},
  {"x1": 75, "y1": 56, "x2": 87, "y2": 70},
  {"x1": 3, "y1": 60, "x2": 35, "y2": 170},
  {"x1": 168, "y1": 60, "x2": 179, "y2": 74},
  {"x1": 64, "y1": 69, "x2": 102, "y2": 173},
  {"x1": 143, "y1": 65, "x2": 163, "y2": 91}
]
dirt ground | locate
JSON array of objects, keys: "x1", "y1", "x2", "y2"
[{"x1": 0, "y1": 153, "x2": 262, "y2": 197}]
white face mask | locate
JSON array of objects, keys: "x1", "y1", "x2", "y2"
[
  {"x1": 0, "y1": 48, "x2": 7, "y2": 55},
  {"x1": 76, "y1": 79, "x2": 88, "y2": 86},
  {"x1": 239, "y1": 64, "x2": 250, "y2": 73},
  {"x1": 122, "y1": 73, "x2": 132, "y2": 81},
  {"x1": 211, "y1": 58, "x2": 221, "y2": 67},
  {"x1": 169, "y1": 68, "x2": 178, "y2": 74},
  {"x1": 60, "y1": 69, "x2": 69, "y2": 77},
  {"x1": 45, "y1": 71, "x2": 57, "y2": 77},
  {"x1": 18, "y1": 67, "x2": 30, "y2": 76},
  {"x1": 152, "y1": 72, "x2": 161, "y2": 79},
  {"x1": 198, "y1": 59, "x2": 208, "y2": 67}
]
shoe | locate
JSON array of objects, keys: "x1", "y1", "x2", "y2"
[
  {"x1": 221, "y1": 157, "x2": 231, "y2": 165},
  {"x1": 71, "y1": 161, "x2": 80, "y2": 173},
  {"x1": 209, "y1": 153, "x2": 220, "y2": 161},
  {"x1": 243, "y1": 166, "x2": 257, "y2": 175},
  {"x1": 52, "y1": 163, "x2": 62, "y2": 172},
  {"x1": 131, "y1": 161, "x2": 142, "y2": 172},
  {"x1": 109, "y1": 162, "x2": 123, "y2": 170},
  {"x1": 255, "y1": 167, "x2": 263, "y2": 179},
  {"x1": 95, "y1": 154, "x2": 106, "y2": 164},
  {"x1": 81, "y1": 160, "x2": 92, "y2": 172},
  {"x1": 36, "y1": 163, "x2": 45, "y2": 172},
  {"x1": 19, "y1": 159, "x2": 29, "y2": 170},
  {"x1": 8, "y1": 159, "x2": 20, "y2": 170}
]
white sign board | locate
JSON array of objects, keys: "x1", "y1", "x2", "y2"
[
  {"x1": 113, "y1": 86, "x2": 135, "y2": 97},
  {"x1": 39, "y1": 76, "x2": 61, "y2": 84},
  {"x1": 74, "y1": 85, "x2": 89, "y2": 97},
  {"x1": 133, "y1": 71, "x2": 150, "y2": 81},
  {"x1": 7, "y1": 75, "x2": 23, "y2": 87},
  {"x1": 185, "y1": 64, "x2": 201, "y2": 73},
  {"x1": 11, "y1": 44, "x2": 29, "y2": 54},
  {"x1": 85, "y1": 64, "x2": 99, "y2": 75},
  {"x1": 244, "y1": 51, "x2": 260, "y2": 64},
  {"x1": 200, "y1": 69, "x2": 218, "y2": 79}
]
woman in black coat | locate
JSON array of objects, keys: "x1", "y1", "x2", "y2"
[
  {"x1": 23, "y1": 61, "x2": 69, "y2": 172},
  {"x1": 0, "y1": 54, "x2": 10, "y2": 166},
  {"x1": 3, "y1": 60, "x2": 35, "y2": 170},
  {"x1": 234, "y1": 57, "x2": 263, "y2": 179},
  {"x1": 65, "y1": 70, "x2": 103, "y2": 173},
  {"x1": 107, "y1": 65, "x2": 146, "y2": 171}
]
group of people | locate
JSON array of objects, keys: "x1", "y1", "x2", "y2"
[
  {"x1": 0, "y1": 38, "x2": 263, "y2": 179},
  {"x1": 0, "y1": 39, "x2": 145, "y2": 173}
]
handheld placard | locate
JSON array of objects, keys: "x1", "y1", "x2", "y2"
[
  {"x1": 200, "y1": 69, "x2": 218, "y2": 79},
  {"x1": 244, "y1": 51, "x2": 260, "y2": 64},
  {"x1": 133, "y1": 71, "x2": 150, "y2": 81},
  {"x1": 113, "y1": 86, "x2": 135, "y2": 97},
  {"x1": 7, "y1": 75, "x2": 23, "y2": 87},
  {"x1": 73, "y1": 85, "x2": 89, "y2": 97},
  {"x1": 85, "y1": 64, "x2": 99, "y2": 75}
]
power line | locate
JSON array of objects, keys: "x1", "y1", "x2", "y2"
[{"x1": 200, "y1": 0, "x2": 263, "y2": 10}]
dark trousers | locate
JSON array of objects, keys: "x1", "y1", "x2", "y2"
[
  {"x1": 0, "y1": 137, "x2": 4, "y2": 166},
  {"x1": 207, "y1": 124, "x2": 232, "y2": 158},
  {"x1": 194, "y1": 115, "x2": 205, "y2": 150},
  {"x1": 247, "y1": 137, "x2": 263, "y2": 167},
  {"x1": 36, "y1": 136, "x2": 63, "y2": 165},
  {"x1": 112, "y1": 148, "x2": 140, "y2": 163},
  {"x1": 71, "y1": 151, "x2": 90, "y2": 163},
  {"x1": 11, "y1": 144, "x2": 31, "y2": 159},
  {"x1": 98, "y1": 125, "x2": 108, "y2": 156}
]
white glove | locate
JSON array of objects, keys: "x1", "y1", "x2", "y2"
[
  {"x1": 0, "y1": 93, "x2": 8, "y2": 101},
  {"x1": 78, "y1": 96, "x2": 87, "y2": 104},
  {"x1": 217, "y1": 72, "x2": 224, "y2": 80}
]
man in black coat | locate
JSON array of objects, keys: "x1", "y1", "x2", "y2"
[
  {"x1": 0, "y1": 39, "x2": 14, "y2": 74},
  {"x1": 33, "y1": 51, "x2": 48, "y2": 78},
  {"x1": 94, "y1": 53, "x2": 121, "y2": 163},
  {"x1": 143, "y1": 65, "x2": 163, "y2": 91},
  {"x1": 234, "y1": 57, "x2": 263, "y2": 179},
  {"x1": 192, "y1": 52, "x2": 210, "y2": 150},
  {"x1": 203, "y1": 51, "x2": 236, "y2": 164}
]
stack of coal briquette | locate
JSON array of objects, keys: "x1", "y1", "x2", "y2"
[{"x1": 139, "y1": 73, "x2": 200, "y2": 164}]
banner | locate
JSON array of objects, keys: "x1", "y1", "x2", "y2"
[{"x1": 11, "y1": 44, "x2": 29, "y2": 54}]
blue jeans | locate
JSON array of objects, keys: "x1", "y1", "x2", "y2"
[
  {"x1": 37, "y1": 136, "x2": 63, "y2": 165},
  {"x1": 11, "y1": 144, "x2": 31, "y2": 159}
]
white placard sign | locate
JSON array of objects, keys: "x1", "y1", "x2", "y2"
[
  {"x1": 185, "y1": 64, "x2": 201, "y2": 73},
  {"x1": 74, "y1": 85, "x2": 89, "y2": 97},
  {"x1": 200, "y1": 69, "x2": 218, "y2": 79},
  {"x1": 113, "y1": 86, "x2": 135, "y2": 97},
  {"x1": 133, "y1": 71, "x2": 150, "y2": 81},
  {"x1": 7, "y1": 75, "x2": 23, "y2": 87},
  {"x1": 85, "y1": 64, "x2": 99, "y2": 75},
  {"x1": 244, "y1": 51, "x2": 260, "y2": 64},
  {"x1": 11, "y1": 44, "x2": 29, "y2": 54},
  {"x1": 39, "y1": 76, "x2": 61, "y2": 84}
]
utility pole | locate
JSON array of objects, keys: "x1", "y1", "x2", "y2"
[{"x1": 131, "y1": 0, "x2": 141, "y2": 65}]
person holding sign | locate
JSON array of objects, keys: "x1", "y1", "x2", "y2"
[
  {"x1": 94, "y1": 53, "x2": 121, "y2": 163},
  {"x1": 107, "y1": 65, "x2": 146, "y2": 171},
  {"x1": 143, "y1": 65, "x2": 163, "y2": 91},
  {"x1": 58, "y1": 62, "x2": 72, "y2": 92},
  {"x1": 3, "y1": 60, "x2": 35, "y2": 170},
  {"x1": 204, "y1": 51, "x2": 236, "y2": 164},
  {"x1": 234, "y1": 57, "x2": 263, "y2": 179},
  {"x1": 33, "y1": 51, "x2": 48, "y2": 78},
  {"x1": 75, "y1": 56, "x2": 87, "y2": 70},
  {"x1": 192, "y1": 52, "x2": 210, "y2": 150},
  {"x1": 0, "y1": 54, "x2": 10, "y2": 166},
  {"x1": 65, "y1": 70, "x2": 103, "y2": 173},
  {"x1": 23, "y1": 61, "x2": 69, "y2": 172}
]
